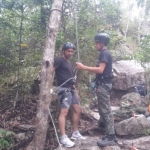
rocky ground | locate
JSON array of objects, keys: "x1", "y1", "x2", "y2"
[
  {"x1": 54, "y1": 92, "x2": 150, "y2": 150},
  {"x1": 0, "y1": 91, "x2": 150, "y2": 150},
  {"x1": 55, "y1": 135, "x2": 150, "y2": 150},
  {"x1": 0, "y1": 60, "x2": 150, "y2": 150},
  {"x1": 1, "y1": 88, "x2": 150, "y2": 150}
]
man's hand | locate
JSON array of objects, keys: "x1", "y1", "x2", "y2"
[{"x1": 76, "y1": 62, "x2": 85, "y2": 70}]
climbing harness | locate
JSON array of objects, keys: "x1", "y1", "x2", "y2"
[{"x1": 55, "y1": 76, "x2": 76, "y2": 92}]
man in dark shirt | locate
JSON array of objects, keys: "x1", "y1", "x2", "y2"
[
  {"x1": 53, "y1": 42, "x2": 85, "y2": 148},
  {"x1": 76, "y1": 33, "x2": 116, "y2": 147}
]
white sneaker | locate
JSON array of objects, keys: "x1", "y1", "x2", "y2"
[
  {"x1": 71, "y1": 131, "x2": 86, "y2": 140},
  {"x1": 60, "y1": 135, "x2": 75, "y2": 148}
]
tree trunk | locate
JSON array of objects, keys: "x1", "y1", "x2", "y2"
[
  {"x1": 138, "y1": 0, "x2": 147, "y2": 43},
  {"x1": 125, "y1": 0, "x2": 133, "y2": 40},
  {"x1": 14, "y1": 5, "x2": 24, "y2": 108},
  {"x1": 26, "y1": 0, "x2": 63, "y2": 150}
]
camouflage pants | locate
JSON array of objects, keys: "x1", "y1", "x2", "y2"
[{"x1": 96, "y1": 83, "x2": 115, "y2": 135}]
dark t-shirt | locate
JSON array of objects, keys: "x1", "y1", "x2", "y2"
[
  {"x1": 96, "y1": 49, "x2": 113, "y2": 81},
  {"x1": 53, "y1": 57, "x2": 75, "y2": 87}
]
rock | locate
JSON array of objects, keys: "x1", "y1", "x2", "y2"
[
  {"x1": 16, "y1": 116, "x2": 21, "y2": 121},
  {"x1": 120, "y1": 136, "x2": 150, "y2": 150},
  {"x1": 15, "y1": 133, "x2": 26, "y2": 141},
  {"x1": 55, "y1": 135, "x2": 150, "y2": 150},
  {"x1": 111, "y1": 106, "x2": 120, "y2": 111},
  {"x1": 115, "y1": 115, "x2": 150, "y2": 135},
  {"x1": 60, "y1": 146, "x2": 101, "y2": 150},
  {"x1": 102, "y1": 146, "x2": 121, "y2": 150},
  {"x1": 121, "y1": 92, "x2": 141, "y2": 107},
  {"x1": 55, "y1": 136, "x2": 101, "y2": 150},
  {"x1": 12, "y1": 124, "x2": 35, "y2": 131},
  {"x1": 91, "y1": 107, "x2": 120, "y2": 121},
  {"x1": 112, "y1": 60, "x2": 145, "y2": 90},
  {"x1": 91, "y1": 112, "x2": 100, "y2": 120},
  {"x1": 55, "y1": 136, "x2": 120, "y2": 150},
  {"x1": 113, "y1": 105, "x2": 146, "y2": 121}
]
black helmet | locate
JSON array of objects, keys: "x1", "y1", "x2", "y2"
[
  {"x1": 62, "y1": 42, "x2": 75, "y2": 51},
  {"x1": 94, "y1": 33, "x2": 110, "y2": 45}
]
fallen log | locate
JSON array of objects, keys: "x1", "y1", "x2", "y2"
[{"x1": 13, "y1": 124, "x2": 35, "y2": 131}]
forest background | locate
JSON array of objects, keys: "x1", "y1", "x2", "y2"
[{"x1": 0, "y1": 0, "x2": 150, "y2": 149}]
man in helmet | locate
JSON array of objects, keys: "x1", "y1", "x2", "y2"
[
  {"x1": 53, "y1": 42, "x2": 85, "y2": 148},
  {"x1": 76, "y1": 33, "x2": 116, "y2": 147}
]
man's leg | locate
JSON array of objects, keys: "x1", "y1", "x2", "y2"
[
  {"x1": 72, "y1": 104, "x2": 81, "y2": 132},
  {"x1": 96, "y1": 84, "x2": 116, "y2": 147},
  {"x1": 98, "y1": 102, "x2": 106, "y2": 129},
  {"x1": 58, "y1": 108, "x2": 69, "y2": 136},
  {"x1": 58, "y1": 90, "x2": 75, "y2": 147},
  {"x1": 70, "y1": 91, "x2": 85, "y2": 140}
]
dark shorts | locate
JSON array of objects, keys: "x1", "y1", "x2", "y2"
[{"x1": 56, "y1": 87, "x2": 80, "y2": 109}]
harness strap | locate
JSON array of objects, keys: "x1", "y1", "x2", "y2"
[
  {"x1": 96, "y1": 74, "x2": 114, "y2": 85},
  {"x1": 95, "y1": 82, "x2": 112, "y2": 94},
  {"x1": 57, "y1": 87, "x2": 74, "y2": 103}
]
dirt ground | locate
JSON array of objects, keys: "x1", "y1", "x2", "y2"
[
  {"x1": 0, "y1": 90, "x2": 100, "y2": 150},
  {"x1": 0, "y1": 89, "x2": 149, "y2": 150}
]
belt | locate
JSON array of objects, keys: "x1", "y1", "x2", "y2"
[
  {"x1": 97, "y1": 74, "x2": 114, "y2": 83},
  {"x1": 57, "y1": 87, "x2": 74, "y2": 103},
  {"x1": 96, "y1": 80, "x2": 112, "y2": 85},
  {"x1": 96, "y1": 82, "x2": 112, "y2": 93}
]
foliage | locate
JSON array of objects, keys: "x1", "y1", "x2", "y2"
[
  {"x1": 56, "y1": 0, "x2": 123, "y2": 67},
  {"x1": 0, "y1": 0, "x2": 150, "y2": 102},
  {"x1": 0, "y1": 0, "x2": 150, "y2": 149},
  {"x1": 0, "y1": 0, "x2": 52, "y2": 98},
  {"x1": 0, "y1": 129, "x2": 15, "y2": 149},
  {"x1": 0, "y1": 0, "x2": 124, "y2": 98},
  {"x1": 139, "y1": 35, "x2": 150, "y2": 63}
]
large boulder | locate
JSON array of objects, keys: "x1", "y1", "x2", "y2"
[
  {"x1": 115, "y1": 115, "x2": 150, "y2": 135},
  {"x1": 112, "y1": 60, "x2": 145, "y2": 90},
  {"x1": 113, "y1": 93, "x2": 147, "y2": 121},
  {"x1": 121, "y1": 92, "x2": 141, "y2": 107}
]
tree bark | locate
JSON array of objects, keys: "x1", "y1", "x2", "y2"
[
  {"x1": 14, "y1": 5, "x2": 24, "y2": 108},
  {"x1": 26, "y1": 0, "x2": 63, "y2": 150},
  {"x1": 125, "y1": 0, "x2": 132, "y2": 40}
]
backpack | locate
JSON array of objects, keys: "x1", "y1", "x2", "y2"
[{"x1": 134, "y1": 85, "x2": 147, "y2": 97}]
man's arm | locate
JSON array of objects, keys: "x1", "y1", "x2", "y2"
[{"x1": 76, "y1": 62, "x2": 106, "y2": 74}]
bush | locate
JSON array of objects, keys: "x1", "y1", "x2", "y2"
[{"x1": 0, "y1": 129, "x2": 15, "y2": 149}]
